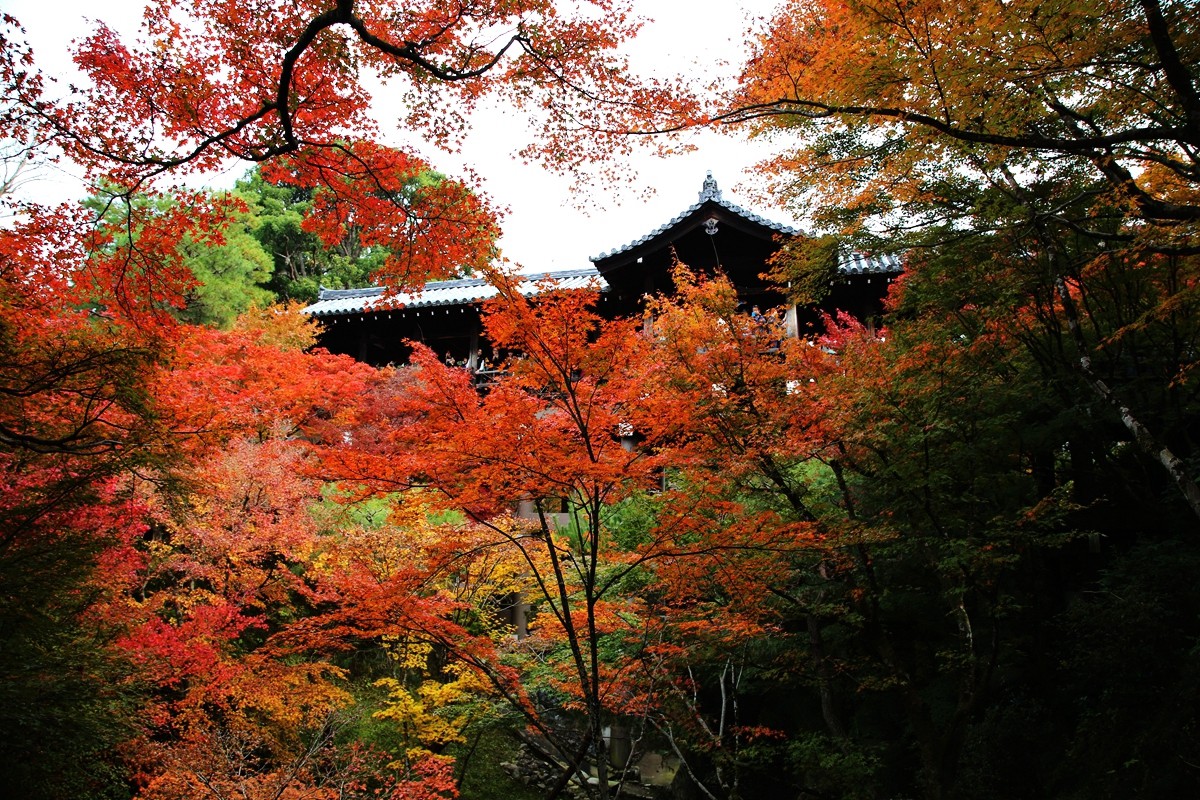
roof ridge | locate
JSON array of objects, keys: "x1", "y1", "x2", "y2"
[
  {"x1": 316, "y1": 267, "x2": 602, "y2": 301},
  {"x1": 591, "y1": 173, "x2": 798, "y2": 262},
  {"x1": 316, "y1": 286, "x2": 385, "y2": 300},
  {"x1": 305, "y1": 267, "x2": 606, "y2": 316}
]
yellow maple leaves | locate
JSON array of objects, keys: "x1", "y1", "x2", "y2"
[{"x1": 374, "y1": 662, "x2": 491, "y2": 762}]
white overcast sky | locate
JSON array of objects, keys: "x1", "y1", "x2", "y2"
[{"x1": 1, "y1": 0, "x2": 791, "y2": 271}]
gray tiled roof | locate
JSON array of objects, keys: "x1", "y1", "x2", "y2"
[
  {"x1": 302, "y1": 267, "x2": 606, "y2": 317},
  {"x1": 590, "y1": 172, "x2": 801, "y2": 262},
  {"x1": 839, "y1": 251, "x2": 903, "y2": 274}
]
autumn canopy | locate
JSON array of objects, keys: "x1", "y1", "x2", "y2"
[{"x1": 1, "y1": 1, "x2": 1199, "y2": 800}]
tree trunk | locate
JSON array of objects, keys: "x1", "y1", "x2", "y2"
[{"x1": 1052, "y1": 275, "x2": 1200, "y2": 524}]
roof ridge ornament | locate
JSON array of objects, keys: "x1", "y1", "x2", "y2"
[{"x1": 699, "y1": 171, "x2": 721, "y2": 202}]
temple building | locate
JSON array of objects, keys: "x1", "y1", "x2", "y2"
[{"x1": 301, "y1": 173, "x2": 901, "y2": 366}]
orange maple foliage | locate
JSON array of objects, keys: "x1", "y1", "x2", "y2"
[
  {"x1": 310, "y1": 282, "x2": 662, "y2": 796},
  {"x1": 729, "y1": 0, "x2": 1199, "y2": 227},
  {"x1": 0, "y1": 0, "x2": 695, "y2": 347},
  {"x1": 52, "y1": 0, "x2": 663, "y2": 175},
  {"x1": 54, "y1": 301, "x2": 439, "y2": 796},
  {"x1": 307, "y1": 273, "x2": 856, "y2": 797},
  {"x1": 261, "y1": 141, "x2": 499, "y2": 290},
  {"x1": 1, "y1": 0, "x2": 693, "y2": 276},
  {"x1": 152, "y1": 304, "x2": 382, "y2": 449}
]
